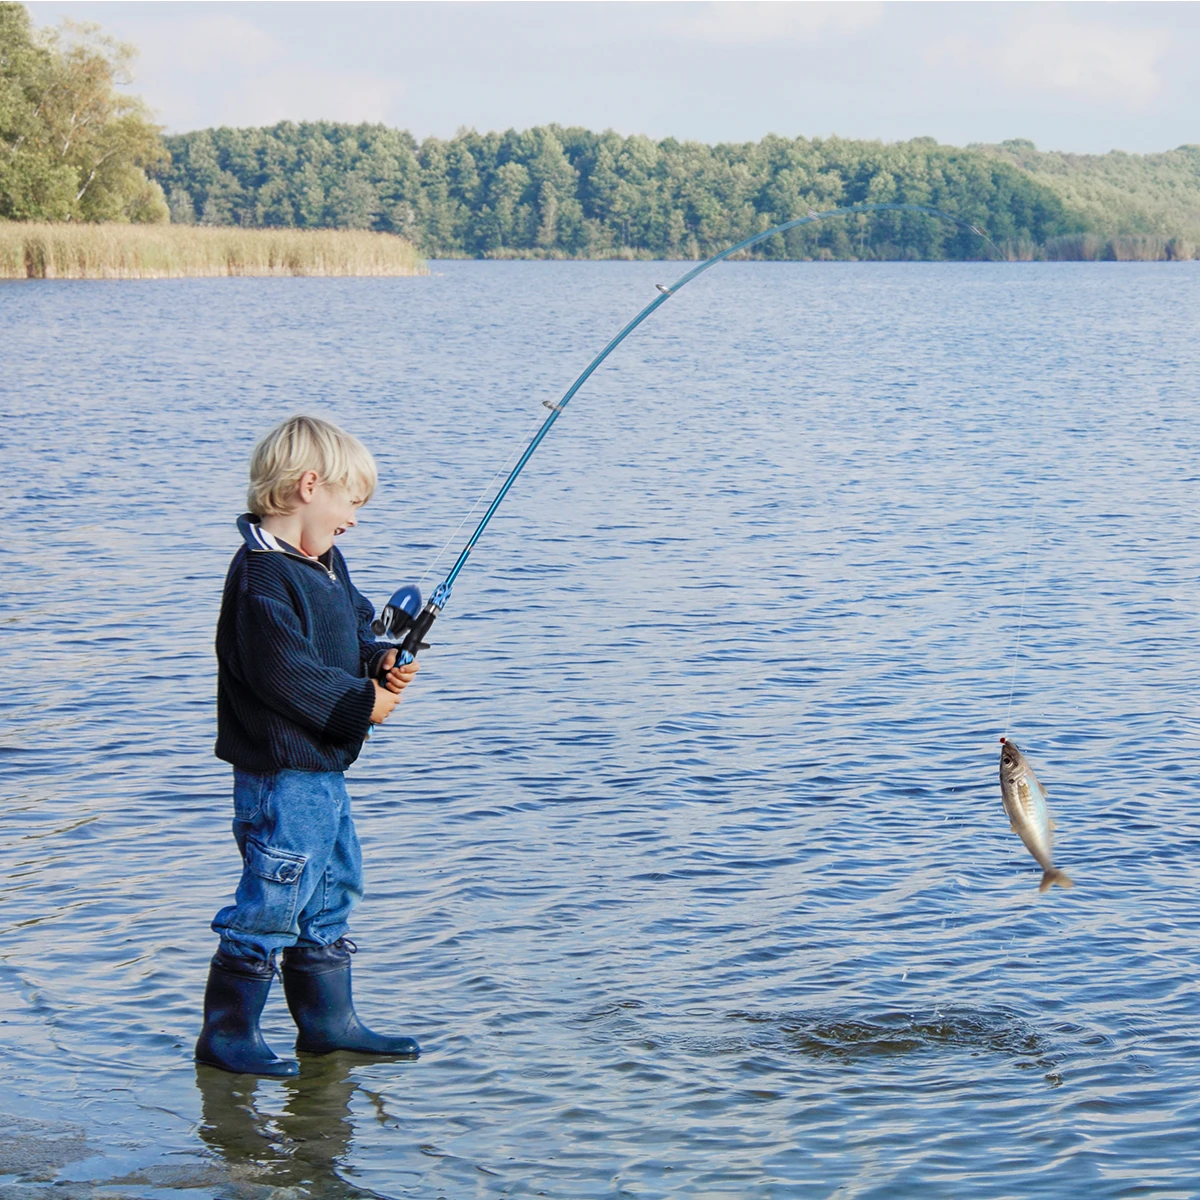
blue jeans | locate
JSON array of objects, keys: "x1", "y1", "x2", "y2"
[{"x1": 212, "y1": 769, "x2": 364, "y2": 963}]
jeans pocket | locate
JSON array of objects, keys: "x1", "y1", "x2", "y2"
[
  {"x1": 229, "y1": 837, "x2": 308, "y2": 937},
  {"x1": 232, "y1": 770, "x2": 274, "y2": 824}
]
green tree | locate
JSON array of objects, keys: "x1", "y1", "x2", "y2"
[
  {"x1": 0, "y1": 2, "x2": 167, "y2": 222},
  {"x1": 327, "y1": 170, "x2": 377, "y2": 229}
]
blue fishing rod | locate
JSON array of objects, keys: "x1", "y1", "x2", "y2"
[{"x1": 373, "y1": 202, "x2": 1002, "y2": 662}]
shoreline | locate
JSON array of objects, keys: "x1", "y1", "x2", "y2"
[{"x1": 3, "y1": 224, "x2": 1193, "y2": 280}]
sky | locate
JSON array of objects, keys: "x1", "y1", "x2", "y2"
[{"x1": 25, "y1": 1, "x2": 1200, "y2": 155}]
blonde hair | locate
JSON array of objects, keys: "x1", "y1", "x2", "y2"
[{"x1": 247, "y1": 415, "x2": 378, "y2": 516}]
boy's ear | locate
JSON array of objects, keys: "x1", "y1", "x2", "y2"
[{"x1": 296, "y1": 470, "x2": 320, "y2": 504}]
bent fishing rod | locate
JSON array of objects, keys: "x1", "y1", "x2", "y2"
[{"x1": 373, "y1": 202, "x2": 1002, "y2": 664}]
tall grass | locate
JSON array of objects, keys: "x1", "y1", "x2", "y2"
[
  {"x1": 0, "y1": 223, "x2": 426, "y2": 279},
  {"x1": 1043, "y1": 233, "x2": 1197, "y2": 262}
]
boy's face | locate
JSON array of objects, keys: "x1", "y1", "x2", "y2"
[{"x1": 298, "y1": 480, "x2": 365, "y2": 557}]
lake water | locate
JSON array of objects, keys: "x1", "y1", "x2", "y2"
[{"x1": 2, "y1": 259, "x2": 1199, "y2": 1199}]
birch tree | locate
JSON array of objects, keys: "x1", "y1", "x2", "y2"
[{"x1": 0, "y1": 2, "x2": 168, "y2": 222}]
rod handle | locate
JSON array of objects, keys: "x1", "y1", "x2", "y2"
[{"x1": 397, "y1": 604, "x2": 439, "y2": 666}]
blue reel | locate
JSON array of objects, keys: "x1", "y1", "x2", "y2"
[{"x1": 371, "y1": 585, "x2": 423, "y2": 639}]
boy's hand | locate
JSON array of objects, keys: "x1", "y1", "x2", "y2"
[
  {"x1": 378, "y1": 648, "x2": 420, "y2": 695},
  {"x1": 370, "y1": 680, "x2": 401, "y2": 724}
]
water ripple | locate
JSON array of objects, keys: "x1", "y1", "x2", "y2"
[{"x1": 2, "y1": 262, "x2": 1199, "y2": 1197}]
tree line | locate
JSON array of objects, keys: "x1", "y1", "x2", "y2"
[
  {"x1": 979, "y1": 137, "x2": 1200, "y2": 257},
  {"x1": 155, "y1": 122, "x2": 1078, "y2": 261}
]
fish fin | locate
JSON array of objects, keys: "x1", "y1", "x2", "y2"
[
  {"x1": 1009, "y1": 823, "x2": 1017, "y2": 833},
  {"x1": 1049, "y1": 817, "x2": 1057, "y2": 832},
  {"x1": 1039, "y1": 869, "x2": 1074, "y2": 893}
]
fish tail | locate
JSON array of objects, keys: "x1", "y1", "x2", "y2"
[{"x1": 1039, "y1": 869, "x2": 1074, "y2": 893}]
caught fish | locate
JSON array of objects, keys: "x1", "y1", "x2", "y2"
[{"x1": 998, "y1": 738, "x2": 1074, "y2": 893}]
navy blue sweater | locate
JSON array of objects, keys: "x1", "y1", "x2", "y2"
[{"x1": 215, "y1": 514, "x2": 393, "y2": 773}]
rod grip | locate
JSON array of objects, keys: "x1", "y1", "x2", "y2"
[{"x1": 397, "y1": 604, "x2": 438, "y2": 665}]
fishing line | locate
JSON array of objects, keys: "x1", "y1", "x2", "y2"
[
  {"x1": 1004, "y1": 498, "x2": 1039, "y2": 737},
  {"x1": 414, "y1": 408, "x2": 544, "y2": 590},
  {"x1": 375, "y1": 202, "x2": 1005, "y2": 662}
]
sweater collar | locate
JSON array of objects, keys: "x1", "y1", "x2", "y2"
[{"x1": 238, "y1": 512, "x2": 329, "y2": 565}]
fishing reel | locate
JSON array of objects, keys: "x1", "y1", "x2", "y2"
[
  {"x1": 372, "y1": 584, "x2": 423, "y2": 639},
  {"x1": 372, "y1": 583, "x2": 444, "y2": 669}
]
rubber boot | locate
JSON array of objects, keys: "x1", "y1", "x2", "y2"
[
  {"x1": 281, "y1": 939, "x2": 420, "y2": 1058},
  {"x1": 195, "y1": 950, "x2": 300, "y2": 1077}
]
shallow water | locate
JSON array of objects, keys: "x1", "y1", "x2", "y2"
[{"x1": 2, "y1": 260, "x2": 1199, "y2": 1198}]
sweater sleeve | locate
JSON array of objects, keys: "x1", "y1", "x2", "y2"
[
  {"x1": 344, "y1": 564, "x2": 396, "y2": 679},
  {"x1": 234, "y1": 591, "x2": 376, "y2": 743}
]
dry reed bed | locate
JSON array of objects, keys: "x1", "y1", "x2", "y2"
[{"x1": 0, "y1": 224, "x2": 427, "y2": 279}]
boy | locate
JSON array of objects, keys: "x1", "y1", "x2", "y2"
[{"x1": 196, "y1": 415, "x2": 420, "y2": 1077}]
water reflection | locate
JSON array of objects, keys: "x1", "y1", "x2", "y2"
[{"x1": 196, "y1": 1057, "x2": 372, "y2": 1198}]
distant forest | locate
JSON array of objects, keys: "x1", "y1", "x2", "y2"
[
  {"x1": 156, "y1": 123, "x2": 1200, "y2": 262},
  {"x1": 5, "y1": 0, "x2": 1199, "y2": 262}
]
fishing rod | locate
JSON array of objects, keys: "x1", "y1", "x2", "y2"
[{"x1": 373, "y1": 202, "x2": 1003, "y2": 664}]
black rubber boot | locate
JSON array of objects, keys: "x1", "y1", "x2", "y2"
[
  {"x1": 195, "y1": 950, "x2": 300, "y2": 1077},
  {"x1": 281, "y1": 939, "x2": 420, "y2": 1058}
]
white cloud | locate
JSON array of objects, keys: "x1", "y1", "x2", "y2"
[
  {"x1": 171, "y1": 14, "x2": 282, "y2": 71},
  {"x1": 674, "y1": 1, "x2": 885, "y2": 46},
  {"x1": 106, "y1": 11, "x2": 401, "y2": 131},
  {"x1": 927, "y1": 13, "x2": 1169, "y2": 110}
]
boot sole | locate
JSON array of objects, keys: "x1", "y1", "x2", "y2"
[
  {"x1": 195, "y1": 1054, "x2": 300, "y2": 1077},
  {"x1": 295, "y1": 1044, "x2": 420, "y2": 1060}
]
